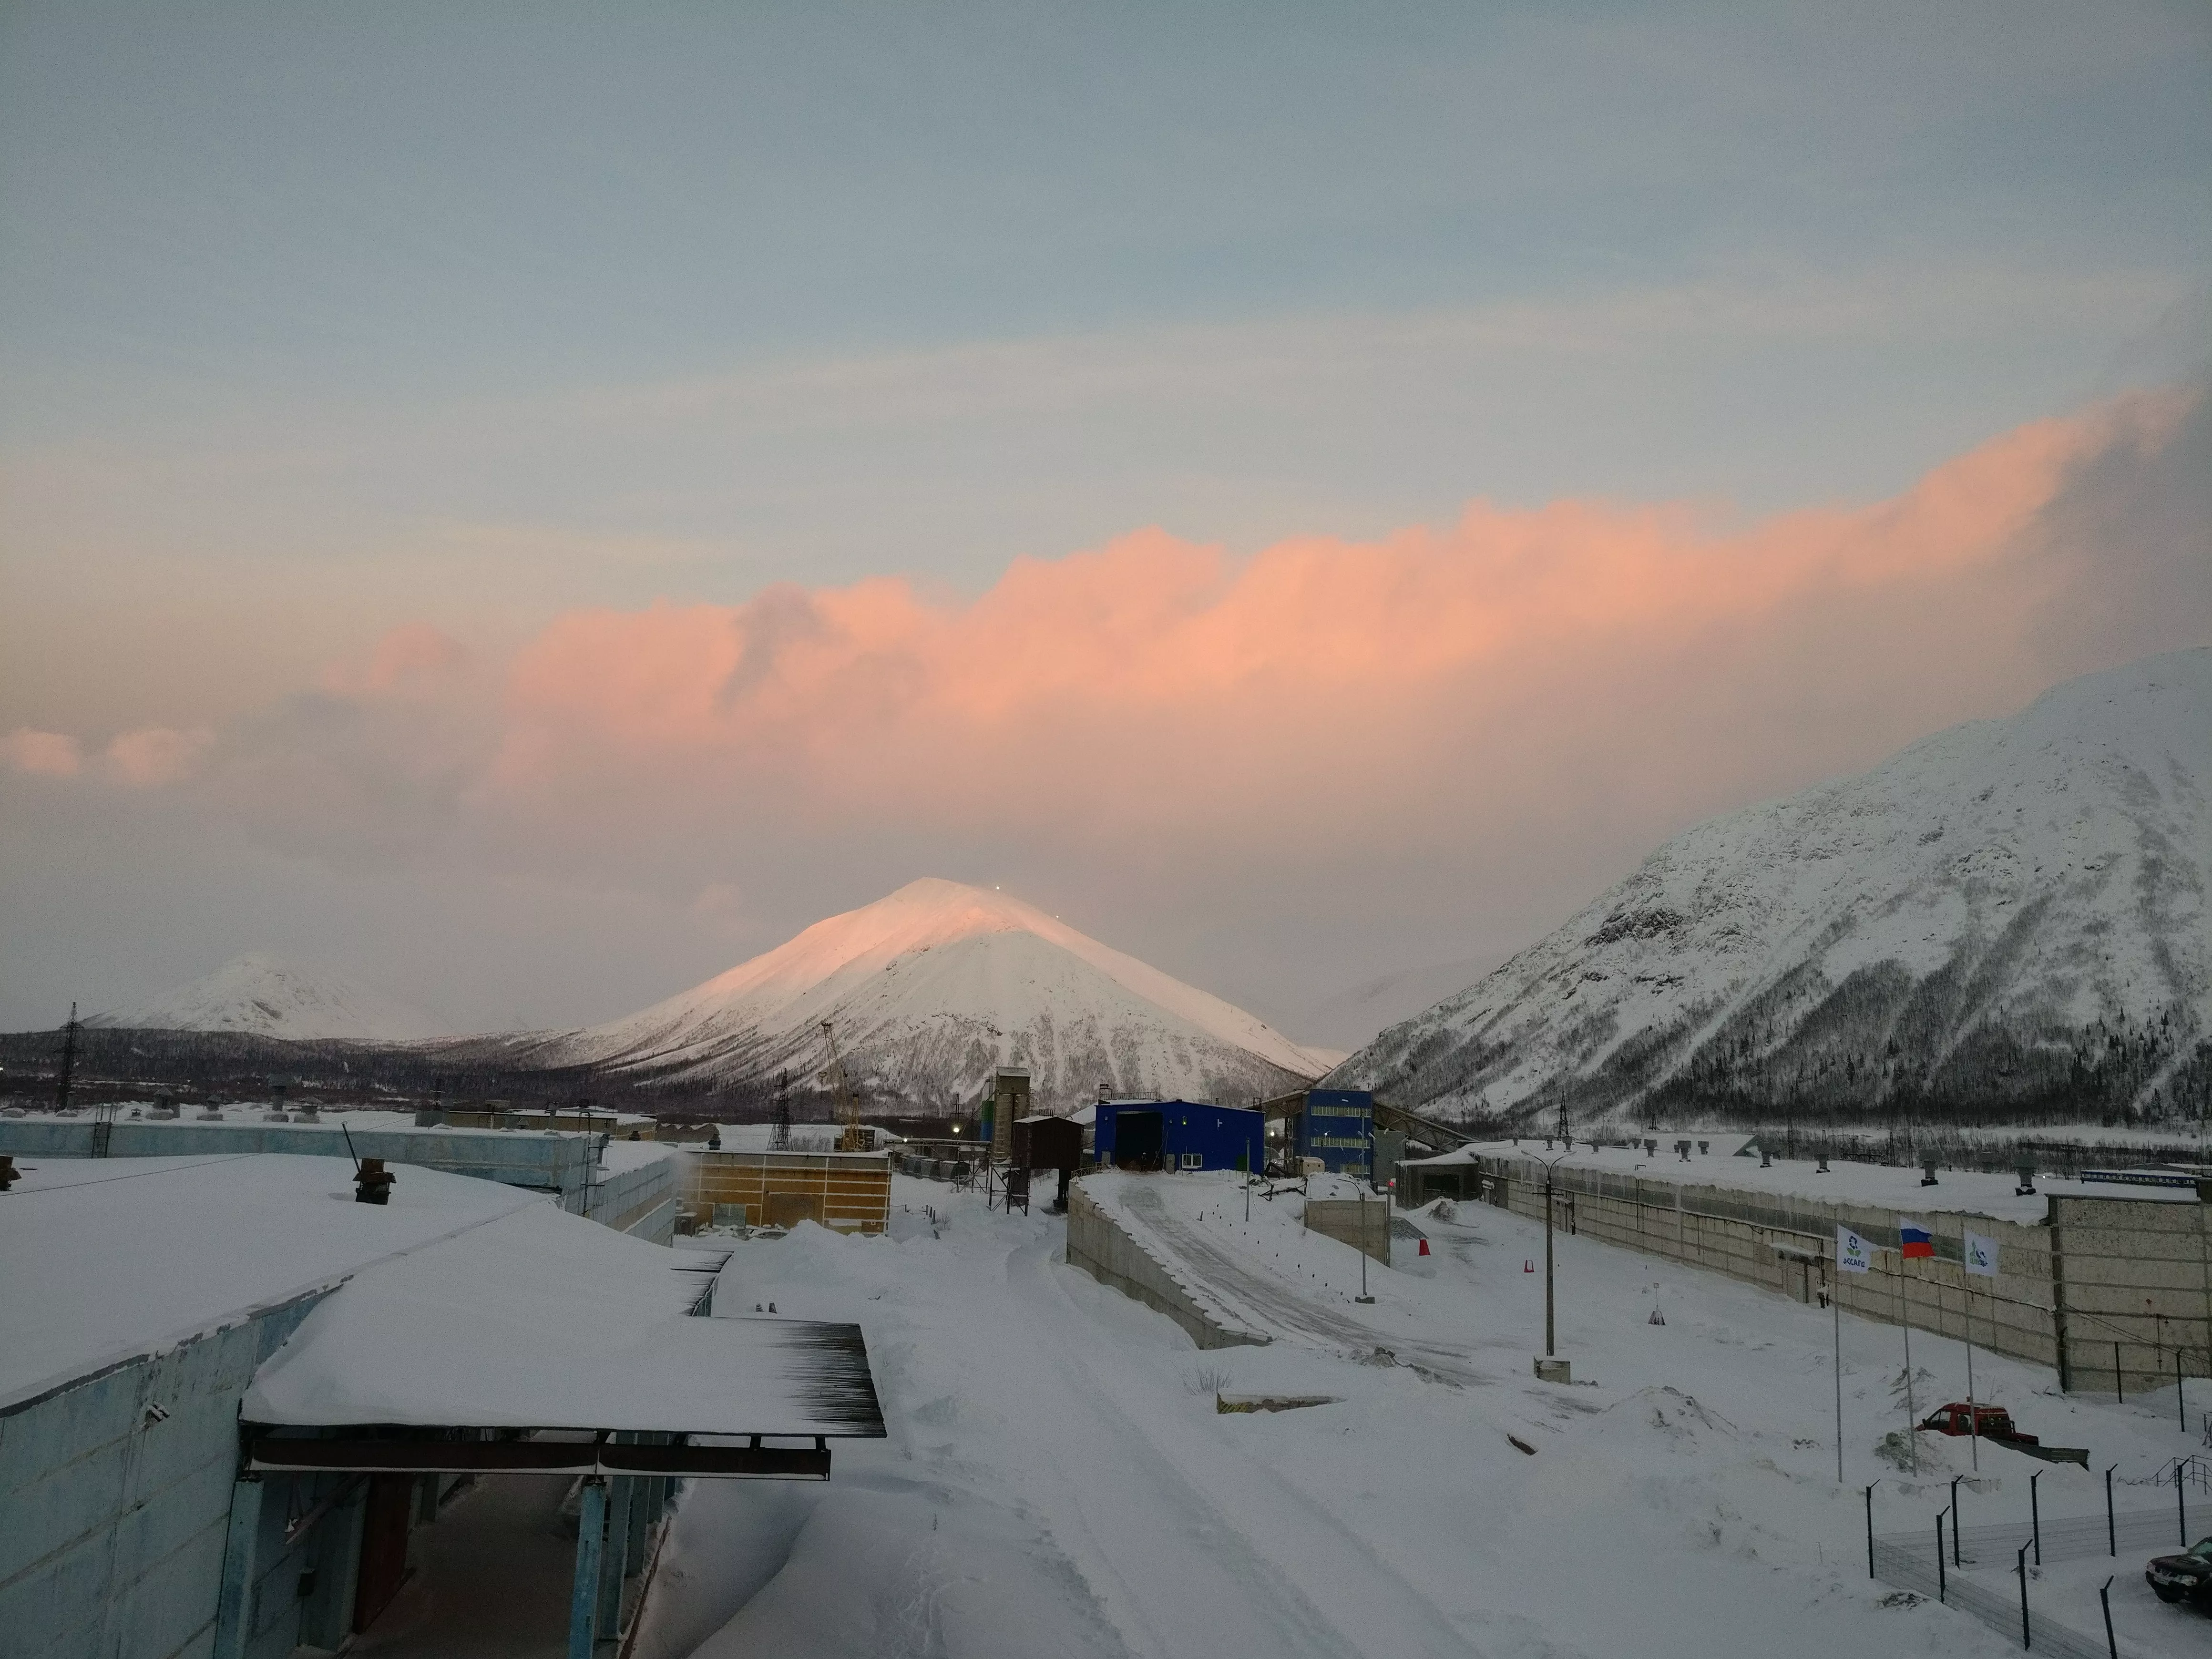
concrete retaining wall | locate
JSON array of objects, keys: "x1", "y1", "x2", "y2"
[
  {"x1": 1411, "y1": 1155, "x2": 2211, "y2": 1394},
  {"x1": 1303, "y1": 1198, "x2": 1391, "y2": 1265},
  {"x1": 1065, "y1": 1185, "x2": 1266, "y2": 1351}
]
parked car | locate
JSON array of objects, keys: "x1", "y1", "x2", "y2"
[
  {"x1": 2145, "y1": 1537, "x2": 2212, "y2": 1610},
  {"x1": 1918, "y1": 1402, "x2": 2031, "y2": 1442}
]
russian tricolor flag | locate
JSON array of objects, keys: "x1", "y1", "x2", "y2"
[{"x1": 1898, "y1": 1218, "x2": 1935, "y2": 1259}]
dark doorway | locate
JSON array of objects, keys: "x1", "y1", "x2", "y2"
[
  {"x1": 1113, "y1": 1110, "x2": 1164, "y2": 1170},
  {"x1": 353, "y1": 1474, "x2": 414, "y2": 1633}
]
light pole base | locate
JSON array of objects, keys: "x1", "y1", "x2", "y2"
[
  {"x1": 1354, "y1": 1295, "x2": 1376, "y2": 1304},
  {"x1": 1534, "y1": 1356, "x2": 1572, "y2": 1384}
]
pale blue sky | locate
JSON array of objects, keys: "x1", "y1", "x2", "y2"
[{"x1": 1, "y1": 3, "x2": 2207, "y2": 1035}]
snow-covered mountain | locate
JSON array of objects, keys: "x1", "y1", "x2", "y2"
[
  {"x1": 94, "y1": 952, "x2": 451, "y2": 1042},
  {"x1": 512, "y1": 878, "x2": 1328, "y2": 1111},
  {"x1": 1330, "y1": 649, "x2": 2212, "y2": 1127}
]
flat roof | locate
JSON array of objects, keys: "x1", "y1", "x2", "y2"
[
  {"x1": 243, "y1": 1201, "x2": 884, "y2": 1439},
  {"x1": 0, "y1": 1153, "x2": 537, "y2": 1413},
  {"x1": 1406, "y1": 1140, "x2": 2199, "y2": 1223}
]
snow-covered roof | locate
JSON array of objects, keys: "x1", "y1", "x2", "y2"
[
  {"x1": 0, "y1": 1153, "x2": 537, "y2": 1412},
  {"x1": 243, "y1": 1202, "x2": 885, "y2": 1438},
  {"x1": 1404, "y1": 1140, "x2": 2199, "y2": 1224}
]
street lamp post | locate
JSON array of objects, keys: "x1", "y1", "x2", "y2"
[{"x1": 1537, "y1": 1149, "x2": 1569, "y2": 1358}]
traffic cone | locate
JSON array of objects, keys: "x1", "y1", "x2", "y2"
[{"x1": 1417, "y1": 1238, "x2": 1431, "y2": 1256}]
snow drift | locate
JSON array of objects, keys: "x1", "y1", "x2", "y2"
[{"x1": 1329, "y1": 648, "x2": 2212, "y2": 1127}]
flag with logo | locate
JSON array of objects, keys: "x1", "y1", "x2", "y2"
[
  {"x1": 1836, "y1": 1224, "x2": 1873, "y2": 1274},
  {"x1": 1897, "y1": 1218, "x2": 1935, "y2": 1259},
  {"x1": 1963, "y1": 1229, "x2": 1999, "y2": 1278}
]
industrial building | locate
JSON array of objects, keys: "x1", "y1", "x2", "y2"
[
  {"x1": 1, "y1": 1152, "x2": 883, "y2": 1659},
  {"x1": 0, "y1": 1108, "x2": 681, "y2": 1243},
  {"x1": 1094, "y1": 1100, "x2": 1263, "y2": 1173},
  {"x1": 683, "y1": 1147, "x2": 892, "y2": 1232},
  {"x1": 1256, "y1": 1088, "x2": 1377, "y2": 1177}
]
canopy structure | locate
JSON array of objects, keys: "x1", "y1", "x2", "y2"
[{"x1": 241, "y1": 1205, "x2": 885, "y2": 1459}]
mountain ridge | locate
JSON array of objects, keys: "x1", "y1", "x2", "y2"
[
  {"x1": 92, "y1": 952, "x2": 451, "y2": 1043},
  {"x1": 1326, "y1": 648, "x2": 2212, "y2": 1129}
]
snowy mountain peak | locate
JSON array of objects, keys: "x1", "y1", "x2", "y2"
[
  {"x1": 94, "y1": 952, "x2": 451, "y2": 1043},
  {"x1": 1330, "y1": 648, "x2": 2212, "y2": 1127},
  {"x1": 531, "y1": 878, "x2": 1327, "y2": 1110}
]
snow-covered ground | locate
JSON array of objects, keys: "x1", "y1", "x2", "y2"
[{"x1": 632, "y1": 1170, "x2": 2211, "y2": 1658}]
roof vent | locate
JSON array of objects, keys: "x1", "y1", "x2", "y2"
[{"x1": 354, "y1": 1157, "x2": 394, "y2": 1206}]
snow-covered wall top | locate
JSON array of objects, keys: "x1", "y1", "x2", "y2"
[
  {"x1": 503, "y1": 878, "x2": 1327, "y2": 1113},
  {"x1": 92, "y1": 951, "x2": 450, "y2": 1042},
  {"x1": 1329, "y1": 648, "x2": 2212, "y2": 1126}
]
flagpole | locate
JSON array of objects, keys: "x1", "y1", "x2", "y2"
[
  {"x1": 1963, "y1": 1251, "x2": 1979, "y2": 1472},
  {"x1": 1833, "y1": 1262, "x2": 1845, "y2": 1484},
  {"x1": 1899, "y1": 1249, "x2": 1918, "y2": 1475}
]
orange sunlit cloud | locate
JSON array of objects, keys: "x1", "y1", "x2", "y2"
[{"x1": 473, "y1": 388, "x2": 2190, "y2": 854}]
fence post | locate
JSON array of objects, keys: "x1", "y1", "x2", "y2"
[
  {"x1": 2100, "y1": 1576, "x2": 2117, "y2": 1659},
  {"x1": 2116, "y1": 1341, "x2": 2124, "y2": 1403},
  {"x1": 2181, "y1": 1461, "x2": 2189, "y2": 1548},
  {"x1": 1952, "y1": 1475, "x2": 1964, "y2": 1565},
  {"x1": 1864, "y1": 1483, "x2": 1877, "y2": 1579},
  {"x1": 2016, "y1": 1544, "x2": 2030, "y2": 1650},
  {"x1": 2106, "y1": 1464, "x2": 2117, "y2": 1556},
  {"x1": 1936, "y1": 1510, "x2": 1947, "y2": 1604},
  {"x1": 2031, "y1": 1469, "x2": 2042, "y2": 1566},
  {"x1": 2181, "y1": 1349, "x2": 2189, "y2": 1434}
]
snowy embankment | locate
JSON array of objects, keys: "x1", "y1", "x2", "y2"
[{"x1": 631, "y1": 1171, "x2": 2208, "y2": 1659}]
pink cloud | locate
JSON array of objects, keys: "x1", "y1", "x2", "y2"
[
  {"x1": 102, "y1": 726, "x2": 213, "y2": 788},
  {"x1": 2, "y1": 727, "x2": 84, "y2": 777},
  {"x1": 479, "y1": 388, "x2": 2194, "y2": 858}
]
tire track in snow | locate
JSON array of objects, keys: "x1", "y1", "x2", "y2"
[
  {"x1": 1008, "y1": 1242, "x2": 1486, "y2": 1659},
  {"x1": 1122, "y1": 1187, "x2": 1493, "y2": 1387}
]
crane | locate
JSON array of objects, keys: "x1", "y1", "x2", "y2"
[{"x1": 820, "y1": 1021, "x2": 867, "y2": 1151}]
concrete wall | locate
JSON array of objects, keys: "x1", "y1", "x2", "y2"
[
  {"x1": 1405, "y1": 1155, "x2": 2211, "y2": 1395},
  {"x1": 584, "y1": 1155, "x2": 680, "y2": 1244},
  {"x1": 1064, "y1": 1184, "x2": 1267, "y2": 1351},
  {"x1": 1303, "y1": 1198, "x2": 1391, "y2": 1265},
  {"x1": 0, "y1": 1289, "x2": 360, "y2": 1659}
]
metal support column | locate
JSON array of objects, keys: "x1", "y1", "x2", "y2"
[
  {"x1": 596, "y1": 1475, "x2": 634, "y2": 1640},
  {"x1": 211, "y1": 1476, "x2": 266, "y2": 1659},
  {"x1": 568, "y1": 1478, "x2": 606, "y2": 1659}
]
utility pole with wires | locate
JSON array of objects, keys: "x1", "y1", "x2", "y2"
[
  {"x1": 772, "y1": 1070, "x2": 792, "y2": 1151},
  {"x1": 54, "y1": 1002, "x2": 82, "y2": 1111}
]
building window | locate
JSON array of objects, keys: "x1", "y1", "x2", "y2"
[{"x1": 1180, "y1": 1153, "x2": 1203, "y2": 1170}]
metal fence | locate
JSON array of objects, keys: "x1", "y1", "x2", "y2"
[
  {"x1": 1872, "y1": 1534, "x2": 2110, "y2": 1658},
  {"x1": 1871, "y1": 1509, "x2": 2192, "y2": 1658}
]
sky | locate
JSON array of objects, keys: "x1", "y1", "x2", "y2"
[{"x1": 2, "y1": 1, "x2": 2209, "y2": 1045}]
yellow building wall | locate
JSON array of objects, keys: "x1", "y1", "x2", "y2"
[{"x1": 688, "y1": 1150, "x2": 891, "y2": 1234}]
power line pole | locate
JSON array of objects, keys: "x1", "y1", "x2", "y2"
[
  {"x1": 772, "y1": 1070, "x2": 791, "y2": 1151},
  {"x1": 55, "y1": 1002, "x2": 81, "y2": 1111}
]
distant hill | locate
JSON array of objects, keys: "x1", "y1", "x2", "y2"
[
  {"x1": 1328, "y1": 649, "x2": 2212, "y2": 1131},
  {"x1": 92, "y1": 952, "x2": 451, "y2": 1043},
  {"x1": 486, "y1": 878, "x2": 1329, "y2": 1113}
]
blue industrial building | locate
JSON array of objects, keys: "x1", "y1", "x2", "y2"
[
  {"x1": 1095, "y1": 1100, "x2": 1263, "y2": 1173},
  {"x1": 1297, "y1": 1090, "x2": 1375, "y2": 1176}
]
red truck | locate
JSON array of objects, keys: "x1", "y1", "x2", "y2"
[{"x1": 1918, "y1": 1402, "x2": 2089, "y2": 1466}]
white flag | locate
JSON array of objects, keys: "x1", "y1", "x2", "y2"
[
  {"x1": 1963, "y1": 1229, "x2": 1999, "y2": 1278},
  {"x1": 1836, "y1": 1224, "x2": 1873, "y2": 1274}
]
